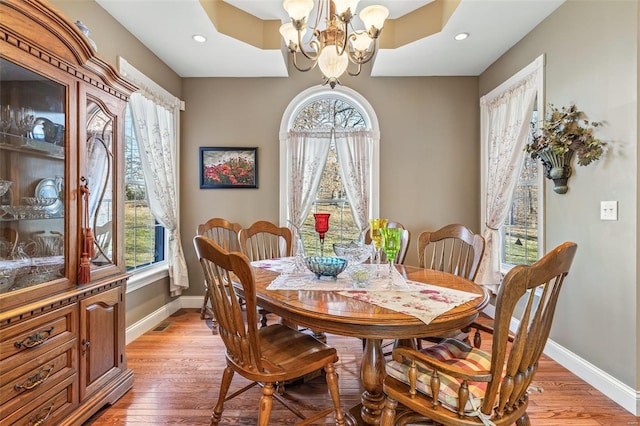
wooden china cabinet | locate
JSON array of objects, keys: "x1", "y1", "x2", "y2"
[{"x1": 0, "y1": 0, "x2": 137, "y2": 424}]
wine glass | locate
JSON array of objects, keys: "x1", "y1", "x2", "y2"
[
  {"x1": 0, "y1": 105, "x2": 12, "y2": 135},
  {"x1": 14, "y1": 107, "x2": 35, "y2": 139},
  {"x1": 368, "y1": 218, "x2": 388, "y2": 276},
  {"x1": 380, "y1": 227, "x2": 402, "y2": 287}
]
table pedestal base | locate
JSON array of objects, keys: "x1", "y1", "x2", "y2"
[
  {"x1": 361, "y1": 390, "x2": 386, "y2": 424},
  {"x1": 359, "y1": 338, "x2": 385, "y2": 424}
]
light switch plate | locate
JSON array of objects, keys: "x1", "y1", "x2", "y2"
[{"x1": 600, "y1": 201, "x2": 618, "y2": 221}]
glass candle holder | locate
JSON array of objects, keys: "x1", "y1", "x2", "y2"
[{"x1": 313, "y1": 213, "x2": 330, "y2": 256}]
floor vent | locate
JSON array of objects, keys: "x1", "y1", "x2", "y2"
[{"x1": 153, "y1": 322, "x2": 171, "y2": 332}]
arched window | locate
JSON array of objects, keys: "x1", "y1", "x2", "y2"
[{"x1": 279, "y1": 86, "x2": 380, "y2": 254}]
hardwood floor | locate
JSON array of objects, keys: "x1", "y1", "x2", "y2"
[{"x1": 84, "y1": 309, "x2": 638, "y2": 425}]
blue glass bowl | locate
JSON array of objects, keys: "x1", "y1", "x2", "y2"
[{"x1": 305, "y1": 256, "x2": 348, "y2": 280}]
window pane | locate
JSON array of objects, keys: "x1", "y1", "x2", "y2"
[
  {"x1": 502, "y1": 110, "x2": 539, "y2": 266},
  {"x1": 292, "y1": 98, "x2": 366, "y2": 254},
  {"x1": 124, "y1": 105, "x2": 165, "y2": 271},
  {"x1": 503, "y1": 155, "x2": 538, "y2": 265}
]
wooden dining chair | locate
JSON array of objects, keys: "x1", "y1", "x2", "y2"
[
  {"x1": 196, "y1": 218, "x2": 242, "y2": 322},
  {"x1": 193, "y1": 235, "x2": 346, "y2": 426},
  {"x1": 238, "y1": 220, "x2": 292, "y2": 327},
  {"x1": 381, "y1": 241, "x2": 577, "y2": 426},
  {"x1": 362, "y1": 221, "x2": 411, "y2": 265},
  {"x1": 417, "y1": 224, "x2": 485, "y2": 280},
  {"x1": 416, "y1": 224, "x2": 486, "y2": 347},
  {"x1": 238, "y1": 220, "x2": 292, "y2": 262}
]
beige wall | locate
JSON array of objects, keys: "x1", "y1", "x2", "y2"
[
  {"x1": 180, "y1": 73, "x2": 480, "y2": 298},
  {"x1": 125, "y1": 277, "x2": 173, "y2": 327},
  {"x1": 480, "y1": 0, "x2": 638, "y2": 389}
]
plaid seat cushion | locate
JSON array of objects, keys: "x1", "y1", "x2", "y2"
[{"x1": 385, "y1": 338, "x2": 492, "y2": 413}]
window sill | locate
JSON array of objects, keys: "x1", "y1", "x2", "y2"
[{"x1": 126, "y1": 262, "x2": 169, "y2": 294}]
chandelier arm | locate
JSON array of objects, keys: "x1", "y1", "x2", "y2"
[
  {"x1": 291, "y1": 52, "x2": 318, "y2": 73},
  {"x1": 333, "y1": 22, "x2": 349, "y2": 57},
  {"x1": 297, "y1": 36, "x2": 321, "y2": 62},
  {"x1": 347, "y1": 62, "x2": 362, "y2": 77}
]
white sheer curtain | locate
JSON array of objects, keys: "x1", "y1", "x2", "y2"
[
  {"x1": 286, "y1": 130, "x2": 332, "y2": 241},
  {"x1": 475, "y1": 62, "x2": 542, "y2": 295},
  {"x1": 334, "y1": 129, "x2": 376, "y2": 232},
  {"x1": 129, "y1": 92, "x2": 188, "y2": 296}
]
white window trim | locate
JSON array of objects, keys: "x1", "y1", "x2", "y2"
[
  {"x1": 118, "y1": 57, "x2": 183, "y2": 290},
  {"x1": 278, "y1": 85, "x2": 381, "y2": 225},
  {"x1": 126, "y1": 261, "x2": 169, "y2": 294},
  {"x1": 480, "y1": 54, "x2": 546, "y2": 277}
]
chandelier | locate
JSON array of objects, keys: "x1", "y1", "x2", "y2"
[{"x1": 280, "y1": 0, "x2": 389, "y2": 88}]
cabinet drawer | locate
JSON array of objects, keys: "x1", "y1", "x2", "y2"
[
  {"x1": 0, "y1": 338, "x2": 76, "y2": 410},
  {"x1": 0, "y1": 304, "x2": 77, "y2": 365},
  {"x1": 0, "y1": 374, "x2": 77, "y2": 426}
]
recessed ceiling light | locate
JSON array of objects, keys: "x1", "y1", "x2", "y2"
[
  {"x1": 192, "y1": 34, "x2": 207, "y2": 43},
  {"x1": 454, "y1": 32, "x2": 469, "y2": 41}
]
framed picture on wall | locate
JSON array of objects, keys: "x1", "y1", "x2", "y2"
[{"x1": 199, "y1": 147, "x2": 258, "y2": 189}]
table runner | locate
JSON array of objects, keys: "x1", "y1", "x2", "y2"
[
  {"x1": 337, "y1": 284, "x2": 478, "y2": 325},
  {"x1": 254, "y1": 258, "x2": 480, "y2": 325}
]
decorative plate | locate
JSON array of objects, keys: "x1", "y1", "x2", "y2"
[{"x1": 35, "y1": 178, "x2": 63, "y2": 216}]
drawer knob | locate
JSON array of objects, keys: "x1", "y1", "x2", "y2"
[
  {"x1": 82, "y1": 338, "x2": 91, "y2": 355},
  {"x1": 14, "y1": 327, "x2": 54, "y2": 349},
  {"x1": 15, "y1": 364, "x2": 54, "y2": 392}
]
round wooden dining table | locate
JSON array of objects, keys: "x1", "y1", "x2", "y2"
[{"x1": 250, "y1": 264, "x2": 489, "y2": 425}]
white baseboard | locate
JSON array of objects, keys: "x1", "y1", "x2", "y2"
[
  {"x1": 125, "y1": 298, "x2": 183, "y2": 345},
  {"x1": 179, "y1": 295, "x2": 204, "y2": 310},
  {"x1": 543, "y1": 339, "x2": 640, "y2": 415},
  {"x1": 481, "y1": 305, "x2": 639, "y2": 416},
  {"x1": 125, "y1": 296, "x2": 205, "y2": 344}
]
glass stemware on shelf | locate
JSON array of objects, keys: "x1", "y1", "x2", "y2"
[
  {"x1": 369, "y1": 218, "x2": 388, "y2": 277},
  {"x1": 0, "y1": 105, "x2": 12, "y2": 135},
  {"x1": 313, "y1": 213, "x2": 330, "y2": 256},
  {"x1": 15, "y1": 107, "x2": 35, "y2": 138},
  {"x1": 380, "y1": 227, "x2": 402, "y2": 287}
]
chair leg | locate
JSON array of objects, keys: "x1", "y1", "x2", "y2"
[
  {"x1": 258, "y1": 382, "x2": 275, "y2": 426},
  {"x1": 380, "y1": 396, "x2": 397, "y2": 426},
  {"x1": 210, "y1": 367, "x2": 234, "y2": 425},
  {"x1": 201, "y1": 291, "x2": 217, "y2": 334},
  {"x1": 258, "y1": 307, "x2": 269, "y2": 328},
  {"x1": 324, "y1": 362, "x2": 346, "y2": 426},
  {"x1": 201, "y1": 289, "x2": 210, "y2": 319}
]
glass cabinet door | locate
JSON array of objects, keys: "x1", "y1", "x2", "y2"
[
  {"x1": 0, "y1": 58, "x2": 66, "y2": 294},
  {"x1": 85, "y1": 98, "x2": 115, "y2": 270}
]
